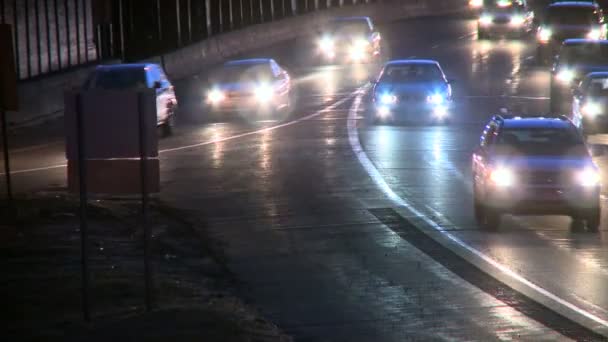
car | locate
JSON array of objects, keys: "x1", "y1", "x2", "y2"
[
  {"x1": 84, "y1": 63, "x2": 178, "y2": 136},
  {"x1": 550, "y1": 39, "x2": 608, "y2": 114},
  {"x1": 536, "y1": 1, "x2": 606, "y2": 65},
  {"x1": 205, "y1": 58, "x2": 292, "y2": 117},
  {"x1": 369, "y1": 59, "x2": 453, "y2": 124},
  {"x1": 469, "y1": 0, "x2": 485, "y2": 16},
  {"x1": 315, "y1": 16, "x2": 381, "y2": 64},
  {"x1": 472, "y1": 115, "x2": 602, "y2": 231},
  {"x1": 477, "y1": 0, "x2": 535, "y2": 39},
  {"x1": 572, "y1": 71, "x2": 608, "y2": 134}
]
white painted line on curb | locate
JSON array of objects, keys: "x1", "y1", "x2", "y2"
[{"x1": 346, "y1": 90, "x2": 608, "y2": 335}]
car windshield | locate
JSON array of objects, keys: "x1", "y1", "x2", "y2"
[
  {"x1": 214, "y1": 64, "x2": 274, "y2": 83},
  {"x1": 327, "y1": 20, "x2": 371, "y2": 36},
  {"x1": 380, "y1": 64, "x2": 443, "y2": 82},
  {"x1": 547, "y1": 7, "x2": 598, "y2": 25},
  {"x1": 560, "y1": 44, "x2": 608, "y2": 66},
  {"x1": 495, "y1": 126, "x2": 586, "y2": 155},
  {"x1": 88, "y1": 68, "x2": 147, "y2": 89}
]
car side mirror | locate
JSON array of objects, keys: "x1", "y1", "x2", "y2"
[
  {"x1": 590, "y1": 145, "x2": 605, "y2": 157},
  {"x1": 153, "y1": 81, "x2": 162, "y2": 89}
]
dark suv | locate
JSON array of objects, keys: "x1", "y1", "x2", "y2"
[
  {"x1": 477, "y1": 0, "x2": 534, "y2": 39},
  {"x1": 472, "y1": 115, "x2": 602, "y2": 231},
  {"x1": 536, "y1": 1, "x2": 605, "y2": 65},
  {"x1": 550, "y1": 39, "x2": 608, "y2": 114}
]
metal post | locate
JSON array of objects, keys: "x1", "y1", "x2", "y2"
[
  {"x1": 118, "y1": 0, "x2": 124, "y2": 60},
  {"x1": 74, "y1": 0, "x2": 80, "y2": 65},
  {"x1": 95, "y1": 24, "x2": 101, "y2": 60},
  {"x1": 35, "y1": 0, "x2": 42, "y2": 75},
  {"x1": 44, "y1": 0, "x2": 52, "y2": 71},
  {"x1": 137, "y1": 92, "x2": 153, "y2": 312},
  {"x1": 24, "y1": 0, "x2": 31, "y2": 78},
  {"x1": 83, "y1": 0, "x2": 89, "y2": 63},
  {"x1": 75, "y1": 93, "x2": 91, "y2": 322},
  {"x1": 176, "y1": 0, "x2": 181, "y2": 47},
  {"x1": 12, "y1": 0, "x2": 19, "y2": 77},
  {"x1": 54, "y1": 0, "x2": 61, "y2": 69},
  {"x1": 187, "y1": 0, "x2": 192, "y2": 43},
  {"x1": 155, "y1": 0, "x2": 162, "y2": 40},
  {"x1": 1, "y1": 108, "x2": 12, "y2": 204}
]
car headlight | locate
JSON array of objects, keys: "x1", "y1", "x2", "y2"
[
  {"x1": 489, "y1": 167, "x2": 515, "y2": 187},
  {"x1": 469, "y1": 0, "x2": 483, "y2": 9},
  {"x1": 318, "y1": 36, "x2": 334, "y2": 52},
  {"x1": 587, "y1": 28, "x2": 602, "y2": 40},
  {"x1": 377, "y1": 106, "x2": 391, "y2": 117},
  {"x1": 510, "y1": 15, "x2": 525, "y2": 26},
  {"x1": 582, "y1": 101, "x2": 603, "y2": 118},
  {"x1": 577, "y1": 168, "x2": 601, "y2": 187},
  {"x1": 427, "y1": 93, "x2": 444, "y2": 105},
  {"x1": 479, "y1": 14, "x2": 493, "y2": 26},
  {"x1": 556, "y1": 69, "x2": 575, "y2": 84},
  {"x1": 254, "y1": 84, "x2": 274, "y2": 102},
  {"x1": 433, "y1": 105, "x2": 448, "y2": 118},
  {"x1": 538, "y1": 27, "x2": 552, "y2": 43},
  {"x1": 379, "y1": 93, "x2": 397, "y2": 105},
  {"x1": 207, "y1": 89, "x2": 225, "y2": 104}
]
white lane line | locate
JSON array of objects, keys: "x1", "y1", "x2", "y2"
[
  {"x1": 0, "y1": 90, "x2": 360, "y2": 177},
  {"x1": 458, "y1": 31, "x2": 477, "y2": 40},
  {"x1": 346, "y1": 91, "x2": 608, "y2": 334},
  {"x1": 465, "y1": 95, "x2": 549, "y2": 100}
]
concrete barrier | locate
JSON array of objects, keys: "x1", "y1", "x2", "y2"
[{"x1": 9, "y1": 0, "x2": 467, "y2": 129}]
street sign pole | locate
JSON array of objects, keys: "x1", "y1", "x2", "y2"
[
  {"x1": 138, "y1": 92, "x2": 153, "y2": 311},
  {"x1": 0, "y1": 107, "x2": 12, "y2": 204},
  {"x1": 75, "y1": 94, "x2": 91, "y2": 322}
]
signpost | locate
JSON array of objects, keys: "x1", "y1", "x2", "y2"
[{"x1": 0, "y1": 24, "x2": 19, "y2": 205}]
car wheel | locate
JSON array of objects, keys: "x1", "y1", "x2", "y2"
[
  {"x1": 585, "y1": 208, "x2": 601, "y2": 232},
  {"x1": 161, "y1": 114, "x2": 175, "y2": 137}
]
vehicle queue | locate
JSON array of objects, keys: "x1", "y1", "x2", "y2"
[{"x1": 85, "y1": 0, "x2": 608, "y2": 232}]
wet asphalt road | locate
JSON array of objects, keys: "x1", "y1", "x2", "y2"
[{"x1": 4, "y1": 15, "x2": 608, "y2": 341}]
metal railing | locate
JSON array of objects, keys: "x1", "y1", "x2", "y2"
[{"x1": 0, "y1": 0, "x2": 376, "y2": 81}]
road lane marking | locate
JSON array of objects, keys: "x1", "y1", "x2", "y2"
[
  {"x1": 465, "y1": 95, "x2": 549, "y2": 100},
  {"x1": 0, "y1": 89, "x2": 362, "y2": 177},
  {"x1": 346, "y1": 91, "x2": 608, "y2": 336}
]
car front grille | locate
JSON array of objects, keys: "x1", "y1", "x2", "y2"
[
  {"x1": 520, "y1": 170, "x2": 567, "y2": 186},
  {"x1": 398, "y1": 94, "x2": 426, "y2": 102}
]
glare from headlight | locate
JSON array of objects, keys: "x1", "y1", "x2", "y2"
[
  {"x1": 318, "y1": 36, "x2": 334, "y2": 52},
  {"x1": 479, "y1": 14, "x2": 492, "y2": 26},
  {"x1": 587, "y1": 28, "x2": 602, "y2": 40},
  {"x1": 354, "y1": 38, "x2": 370, "y2": 48},
  {"x1": 427, "y1": 94, "x2": 444, "y2": 105},
  {"x1": 377, "y1": 106, "x2": 390, "y2": 117},
  {"x1": 255, "y1": 84, "x2": 274, "y2": 103},
  {"x1": 510, "y1": 15, "x2": 525, "y2": 26},
  {"x1": 349, "y1": 45, "x2": 366, "y2": 61},
  {"x1": 469, "y1": 0, "x2": 483, "y2": 8},
  {"x1": 538, "y1": 27, "x2": 552, "y2": 43},
  {"x1": 556, "y1": 69, "x2": 575, "y2": 84},
  {"x1": 582, "y1": 102, "x2": 603, "y2": 118},
  {"x1": 380, "y1": 93, "x2": 397, "y2": 105},
  {"x1": 207, "y1": 89, "x2": 225, "y2": 104},
  {"x1": 490, "y1": 167, "x2": 515, "y2": 187},
  {"x1": 433, "y1": 105, "x2": 448, "y2": 118},
  {"x1": 577, "y1": 168, "x2": 601, "y2": 187}
]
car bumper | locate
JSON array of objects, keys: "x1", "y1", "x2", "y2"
[
  {"x1": 479, "y1": 23, "x2": 527, "y2": 34},
  {"x1": 374, "y1": 102, "x2": 450, "y2": 122},
  {"x1": 485, "y1": 186, "x2": 600, "y2": 214}
]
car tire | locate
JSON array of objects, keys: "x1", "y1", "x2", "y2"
[
  {"x1": 585, "y1": 208, "x2": 601, "y2": 232},
  {"x1": 161, "y1": 114, "x2": 175, "y2": 137}
]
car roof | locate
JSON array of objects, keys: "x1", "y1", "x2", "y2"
[
  {"x1": 385, "y1": 59, "x2": 440, "y2": 66},
  {"x1": 563, "y1": 38, "x2": 608, "y2": 46},
  {"x1": 585, "y1": 71, "x2": 608, "y2": 79},
  {"x1": 224, "y1": 58, "x2": 273, "y2": 66},
  {"x1": 548, "y1": 1, "x2": 599, "y2": 9},
  {"x1": 498, "y1": 117, "x2": 574, "y2": 129},
  {"x1": 95, "y1": 63, "x2": 157, "y2": 71}
]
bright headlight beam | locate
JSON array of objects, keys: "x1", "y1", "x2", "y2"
[
  {"x1": 427, "y1": 94, "x2": 444, "y2": 104},
  {"x1": 510, "y1": 15, "x2": 525, "y2": 26},
  {"x1": 380, "y1": 94, "x2": 397, "y2": 105},
  {"x1": 538, "y1": 27, "x2": 552, "y2": 43},
  {"x1": 490, "y1": 167, "x2": 515, "y2": 187},
  {"x1": 556, "y1": 69, "x2": 574, "y2": 84},
  {"x1": 254, "y1": 84, "x2": 274, "y2": 102},
  {"x1": 207, "y1": 89, "x2": 225, "y2": 104},
  {"x1": 587, "y1": 28, "x2": 602, "y2": 40},
  {"x1": 582, "y1": 102, "x2": 603, "y2": 117},
  {"x1": 318, "y1": 36, "x2": 334, "y2": 52},
  {"x1": 469, "y1": 0, "x2": 483, "y2": 8},
  {"x1": 578, "y1": 168, "x2": 601, "y2": 187},
  {"x1": 479, "y1": 14, "x2": 493, "y2": 26}
]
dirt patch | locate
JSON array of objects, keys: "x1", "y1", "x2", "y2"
[{"x1": 0, "y1": 194, "x2": 291, "y2": 342}]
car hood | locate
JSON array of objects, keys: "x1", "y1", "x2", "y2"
[
  {"x1": 489, "y1": 155, "x2": 593, "y2": 171},
  {"x1": 375, "y1": 81, "x2": 447, "y2": 95},
  {"x1": 216, "y1": 81, "x2": 271, "y2": 92}
]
